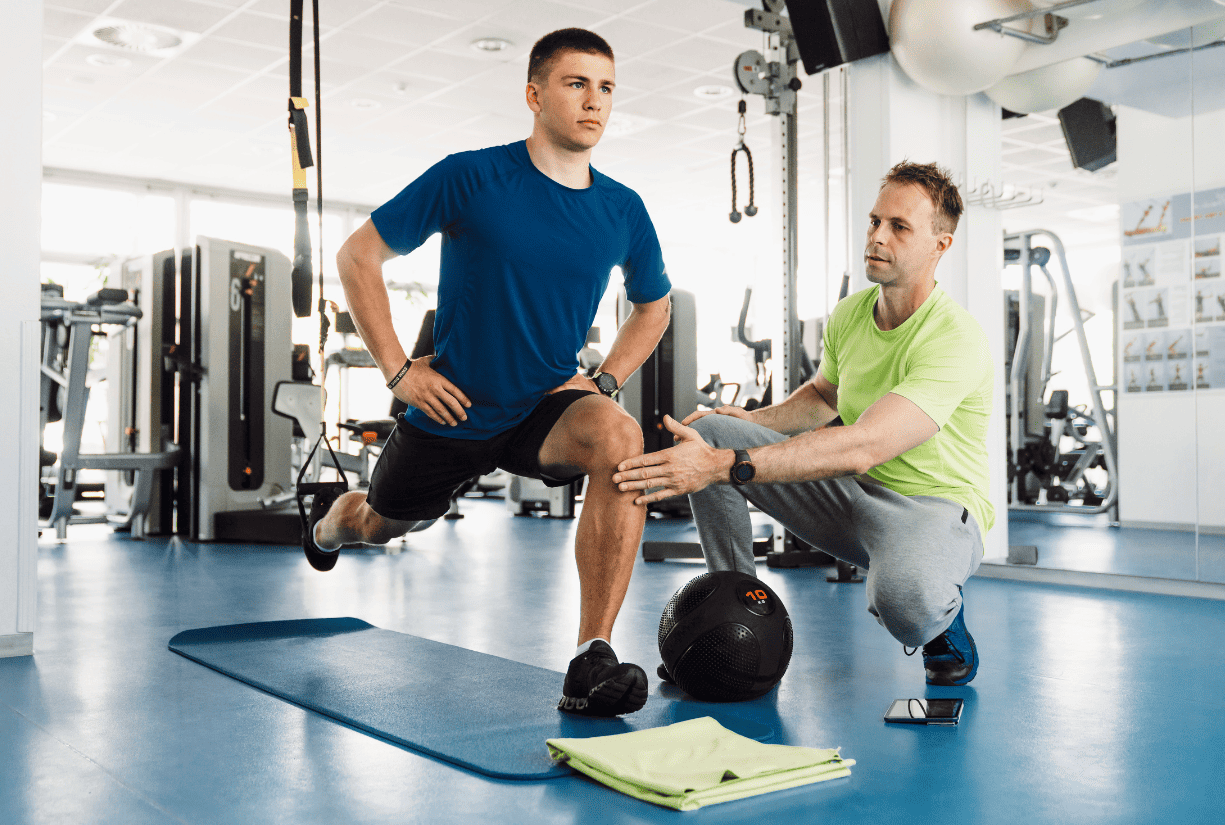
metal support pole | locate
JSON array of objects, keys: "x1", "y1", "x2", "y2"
[
  {"x1": 1009, "y1": 235, "x2": 1033, "y2": 505},
  {"x1": 780, "y1": 54, "x2": 801, "y2": 397}
]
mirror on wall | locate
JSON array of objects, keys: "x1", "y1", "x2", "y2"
[{"x1": 995, "y1": 20, "x2": 1225, "y2": 584}]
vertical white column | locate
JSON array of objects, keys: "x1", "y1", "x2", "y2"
[
  {"x1": 845, "y1": 51, "x2": 1008, "y2": 561},
  {"x1": 0, "y1": 0, "x2": 43, "y2": 656}
]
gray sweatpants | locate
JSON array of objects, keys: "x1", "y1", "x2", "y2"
[{"x1": 687, "y1": 414, "x2": 984, "y2": 648}]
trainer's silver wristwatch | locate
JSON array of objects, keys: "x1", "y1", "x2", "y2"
[{"x1": 592, "y1": 371, "x2": 619, "y2": 398}]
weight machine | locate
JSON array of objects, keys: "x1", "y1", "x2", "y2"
[
  {"x1": 39, "y1": 286, "x2": 181, "y2": 539},
  {"x1": 1004, "y1": 229, "x2": 1118, "y2": 519}
]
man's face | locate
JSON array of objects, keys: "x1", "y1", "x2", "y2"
[
  {"x1": 864, "y1": 182, "x2": 950, "y2": 286},
  {"x1": 527, "y1": 50, "x2": 615, "y2": 152}
]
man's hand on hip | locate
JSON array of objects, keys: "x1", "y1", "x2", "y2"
[{"x1": 397, "y1": 356, "x2": 471, "y2": 427}]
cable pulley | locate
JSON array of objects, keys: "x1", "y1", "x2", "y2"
[{"x1": 729, "y1": 99, "x2": 757, "y2": 224}]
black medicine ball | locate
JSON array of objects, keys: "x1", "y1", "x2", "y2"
[{"x1": 658, "y1": 571, "x2": 793, "y2": 702}]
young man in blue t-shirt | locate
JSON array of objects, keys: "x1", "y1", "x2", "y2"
[{"x1": 308, "y1": 29, "x2": 672, "y2": 717}]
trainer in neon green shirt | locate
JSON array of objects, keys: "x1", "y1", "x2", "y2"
[{"x1": 614, "y1": 160, "x2": 994, "y2": 688}]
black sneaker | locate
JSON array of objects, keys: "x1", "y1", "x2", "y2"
[
  {"x1": 558, "y1": 641, "x2": 648, "y2": 717},
  {"x1": 908, "y1": 603, "x2": 979, "y2": 686},
  {"x1": 303, "y1": 487, "x2": 343, "y2": 572}
]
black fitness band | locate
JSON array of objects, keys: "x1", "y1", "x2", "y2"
[{"x1": 386, "y1": 358, "x2": 412, "y2": 390}]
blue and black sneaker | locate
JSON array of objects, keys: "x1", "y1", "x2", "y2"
[
  {"x1": 910, "y1": 603, "x2": 979, "y2": 686},
  {"x1": 558, "y1": 641, "x2": 648, "y2": 717}
]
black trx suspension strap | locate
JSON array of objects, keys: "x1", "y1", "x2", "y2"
[
  {"x1": 288, "y1": 0, "x2": 316, "y2": 319},
  {"x1": 289, "y1": 0, "x2": 348, "y2": 524}
]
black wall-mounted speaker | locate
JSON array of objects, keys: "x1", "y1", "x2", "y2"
[
  {"x1": 783, "y1": 0, "x2": 890, "y2": 76},
  {"x1": 1058, "y1": 97, "x2": 1117, "y2": 172}
]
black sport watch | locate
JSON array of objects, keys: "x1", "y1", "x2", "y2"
[
  {"x1": 730, "y1": 449, "x2": 755, "y2": 485},
  {"x1": 593, "y1": 371, "x2": 619, "y2": 398}
]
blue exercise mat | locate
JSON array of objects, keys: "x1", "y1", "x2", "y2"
[{"x1": 168, "y1": 618, "x2": 775, "y2": 780}]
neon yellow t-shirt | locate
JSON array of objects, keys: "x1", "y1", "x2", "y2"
[{"x1": 819, "y1": 284, "x2": 995, "y2": 535}]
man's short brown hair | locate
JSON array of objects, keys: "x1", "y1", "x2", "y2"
[
  {"x1": 881, "y1": 161, "x2": 964, "y2": 235},
  {"x1": 527, "y1": 28, "x2": 614, "y2": 85}
]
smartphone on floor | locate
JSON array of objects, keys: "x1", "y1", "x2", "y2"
[{"x1": 883, "y1": 698, "x2": 964, "y2": 725}]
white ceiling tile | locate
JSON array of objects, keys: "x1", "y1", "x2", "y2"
[
  {"x1": 391, "y1": 49, "x2": 503, "y2": 84},
  {"x1": 210, "y1": 12, "x2": 298, "y2": 49},
  {"x1": 182, "y1": 36, "x2": 284, "y2": 73},
  {"x1": 55, "y1": 116, "x2": 157, "y2": 153},
  {"x1": 45, "y1": 0, "x2": 119, "y2": 13},
  {"x1": 203, "y1": 92, "x2": 285, "y2": 124},
  {"x1": 246, "y1": 0, "x2": 381, "y2": 30},
  {"x1": 44, "y1": 35, "x2": 71, "y2": 62},
  {"x1": 107, "y1": 0, "x2": 235, "y2": 34},
  {"x1": 44, "y1": 7, "x2": 95, "y2": 39},
  {"x1": 341, "y1": 4, "x2": 461, "y2": 46},
  {"x1": 152, "y1": 59, "x2": 251, "y2": 97},
  {"x1": 550, "y1": 0, "x2": 636, "y2": 13},
  {"x1": 654, "y1": 35, "x2": 738, "y2": 74},
  {"x1": 482, "y1": 0, "x2": 606, "y2": 33},
  {"x1": 701, "y1": 17, "x2": 766, "y2": 46},
  {"x1": 232, "y1": 71, "x2": 287, "y2": 102},
  {"x1": 319, "y1": 30, "x2": 422, "y2": 68},
  {"x1": 680, "y1": 103, "x2": 740, "y2": 133},
  {"x1": 388, "y1": 0, "x2": 517, "y2": 22},
  {"x1": 625, "y1": 0, "x2": 744, "y2": 34},
  {"x1": 48, "y1": 43, "x2": 164, "y2": 77},
  {"x1": 594, "y1": 18, "x2": 690, "y2": 61},
  {"x1": 613, "y1": 57, "x2": 701, "y2": 91},
  {"x1": 615, "y1": 93, "x2": 705, "y2": 123},
  {"x1": 42, "y1": 85, "x2": 99, "y2": 117}
]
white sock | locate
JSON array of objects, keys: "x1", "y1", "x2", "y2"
[
  {"x1": 313, "y1": 520, "x2": 340, "y2": 552},
  {"x1": 575, "y1": 637, "x2": 611, "y2": 658}
]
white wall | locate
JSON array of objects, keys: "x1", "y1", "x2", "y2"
[
  {"x1": 848, "y1": 52, "x2": 1009, "y2": 560},
  {"x1": 0, "y1": 1, "x2": 42, "y2": 657}
]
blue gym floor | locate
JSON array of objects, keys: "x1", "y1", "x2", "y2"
[
  {"x1": 4, "y1": 499, "x2": 1224, "y2": 824},
  {"x1": 1006, "y1": 510, "x2": 1225, "y2": 583}
]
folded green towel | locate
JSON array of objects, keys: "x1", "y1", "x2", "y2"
[{"x1": 547, "y1": 716, "x2": 853, "y2": 811}]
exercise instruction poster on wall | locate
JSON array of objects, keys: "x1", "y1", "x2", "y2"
[{"x1": 1120, "y1": 185, "x2": 1225, "y2": 392}]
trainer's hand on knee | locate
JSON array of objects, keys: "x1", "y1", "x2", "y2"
[
  {"x1": 680, "y1": 405, "x2": 754, "y2": 427},
  {"x1": 613, "y1": 415, "x2": 721, "y2": 505},
  {"x1": 397, "y1": 356, "x2": 471, "y2": 427}
]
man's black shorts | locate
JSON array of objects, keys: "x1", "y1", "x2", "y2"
[{"x1": 365, "y1": 389, "x2": 593, "y2": 522}]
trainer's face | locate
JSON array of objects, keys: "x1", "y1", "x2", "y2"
[
  {"x1": 864, "y1": 182, "x2": 951, "y2": 286},
  {"x1": 527, "y1": 50, "x2": 615, "y2": 152}
]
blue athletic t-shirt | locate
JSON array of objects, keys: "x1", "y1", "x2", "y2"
[{"x1": 371, "y1": 140, "x2": 670, "y2": 439}]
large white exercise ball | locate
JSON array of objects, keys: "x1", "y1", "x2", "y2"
[
  {"x1": 985, "y1": 57, "x2": 1103, "y2": 113},
  {"x1": 890, "y1": 0, "x2": 1034, "y2": 96}
]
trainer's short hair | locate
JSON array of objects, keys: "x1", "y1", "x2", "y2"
[
  {"x1": 881, "y1": 161, "x2": 964, "y2": 235},
  {"x1": 527, "y1": 28, "x2": 614, "y2": 85}
]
